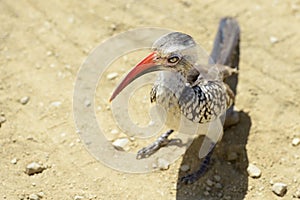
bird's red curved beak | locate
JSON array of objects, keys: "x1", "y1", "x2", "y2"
[{"x1": 109, "y1": 51, "x2": 160, "y2": 102}]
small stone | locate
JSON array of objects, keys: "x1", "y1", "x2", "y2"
[
  {"x1": 110, "y1": 24, "x2": 117, "y2": 31},
  {"x1": 224, "y1": 195, "x2": 231, "y2": 200},
  {"x1": 227, "y1": 152, "x2": 238, "y2": 161},
  {"x1": 180, "y1": 164, "x2": 190, "y2": 172},
  {"x1": 112, "y1": 138, "x2": 130, "y2": 151},
  {"x1": 272, "y1": 182, "x2": 287, "y2": 197},
  {"x1": 205, "y1": 186, "x2": 212, "y2": 191},
  {"x1": 110, "y1": 129, "x2": 119, "y2": 135},
  {"x1": 11, "y1": 158, "x2": 17, "y2": 164},
  {"x1": 247, "y1": 163, "x2": 261, "y2": 178},
  {"x1": 37, "y1": 192, "x2": 44, "y2": 198},
  {"x1": 106, "y1": 72, "x2": 118, "y2": 80},
  {"x1": 20, "y1": 96, "x2": 30, "y2": 105},
  {"x1": 292, "y1": 138, "x2": 300, "y2": 146},
  {"x1": 217, "y1": 192, "x2": 223, "y2": 198},
  {"x1": 25, "y1": 162, "x2": 46, "y2": 175},
  {"x1": 74, "y1": 195, "x2": 84, "y2": 200},
  {"x1": 157, "y1": 158, "x2": 169, "y2": 170},
  {"x1": 84, "y1": 99, "x2": 91, "y2": 107},
  {"x1": 68, "y1": 16, "x2": 75, "y2": 24},
  {"x1": 46, "y1": 51, "x2": 53, "y2": 56},
  {"x1": 214, "y1": 175, "x2": 221, "y2": 182},
  {"x1": 293, "y1": 188, "x2": 300, "y2": 198},
  {"x1": 51, "y1": 101, "x2": 62, "y2": 107},
  {"x1": 270, "y1": 36, "x2": 278, "y2": 44},
  {"x1": 215, "y1": 183, "x2": 223, "y2": 189},
  {"x1": 29, "y1": 194, "x2": 39, "y2": 200},
  {"x1": 203, "y1": 191, "x2": 210, "y2": 196},
  {"x1": 0, "y1": 116, "x2": 6, "y2": 127},
  {"x1": 206, "y1": 179, "x2": 214, "y2": 187}
]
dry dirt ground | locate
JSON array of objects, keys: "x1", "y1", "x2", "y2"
[{"x1": 1, "y1": 0, "x2": 300, "y2": 200}]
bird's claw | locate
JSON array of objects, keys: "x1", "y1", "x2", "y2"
[
  {"x1": 180, "y1": 173, "x2": 200, "y2": 184},
  {"x1": 136, "y1": 143, "x2": 161, "y2": 159},
  {"x1": 136, "y1": 130, "x2": 174, "y2": 159}
]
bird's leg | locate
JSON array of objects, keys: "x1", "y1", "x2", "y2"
[
  {"x1": 180, "y1": 142, "x2": 215, "y2": 184},
  {"x1": 136, "y1": 129, "x2": 175, "y2": 159}
]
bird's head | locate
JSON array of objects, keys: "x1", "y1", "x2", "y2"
[{"x1": 110, "y1": 32, "x2": 197, "y2": 102}]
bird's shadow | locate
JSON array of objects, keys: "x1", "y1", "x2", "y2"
[{"x1": 176, "y1": 111, "x2": 251, "y2": 200}]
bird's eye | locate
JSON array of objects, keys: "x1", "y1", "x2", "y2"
[{"x1": 167, "y1": 55, "x2": 180, "y2": 64}]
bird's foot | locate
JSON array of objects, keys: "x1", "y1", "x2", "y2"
[
  {"x1": 180, "y1": 146, "x2": 214, "y2": 184},
  {"x1": 136, "y1": 129, "x2": 174, "y2": 159}
]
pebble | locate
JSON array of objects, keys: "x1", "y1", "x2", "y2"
[
  {"x1": 203, "y1": 191, "x2": 210, "y2": 196},
  {"x1": 110, "y1": 129, "x2": 119, "y2": 135},
  {"x1": 206, "y1": 179, "x2": 214, "y2": 187},
  {"x1": 214, "y1": 175, "x2": 221, "y2": 182},
  {"x1": 106, "y1": 72, "x2": 119, "y2": 80},
  {"x1": 29, "y1": 194, "x2": 39, "y2": 200},
  {"x1": 11, "y1": 158, "x2": 17, "y2": 164},
  {"x1": 269, "y1": 36, "x2": 278, "y2": 44},
  {"x1": 74, "y1": 195, "x2": 84, "y2": 200},
  {"x1": 272, "y1": 182, "x2": 287, "y2": 197},
  {"x1": 84, "y1": 99, "x2": 91, "y2": 107},
  {"x1": 215, "y1": 183, "x2": 223, "y2": 189},
  {"x1": 0, "y1": 116, "x2": 6, "y2": 126},
  {"x1": 180, "y1": 164, "x2": 190, "y2": 172},
  {"x1": 247, "y1": 163, "x2": 261, "y2": 178},
  {"x1": 110, "y1": 24, "x2": 117, "y2": 31},
  {"x1": 205, "y1": 186, "x2": 212, "y2": 191},
  {"x1": 37, "y1": 192, "x2": 44, "y2": 198},
  {"x1": 112, "y1": 138, "x2": 130, "y2": 151},
  {"x1": 25, "y1": 162, "x2": 46, "y2": 175},
  {"x1": 227, "y1": 152, "x2": 238, "y2": 161},
  {"x1": 293, "y1": 188, "x2": 300, "y2": 198},
  {"x1": 157, "y1": 158, "x2": 169, "y2": 170},
  {"x1": 292, "y1": 138, "x2": 300, "y2": 146},
  {"x1": 46, "y1": 50, "x2": 53, "y2": 56},
  {"x1": 20, "y1": 96, "x2": 30, "y2": 105},
  {"x1": 51, "y1": 101, "x2": 62, "y2": 107}
]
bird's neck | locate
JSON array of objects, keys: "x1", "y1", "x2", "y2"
[{"x1": 156, "y1": 71, "x2": 188, "y2": 99}]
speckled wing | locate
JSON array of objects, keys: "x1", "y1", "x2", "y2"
[{"x1": 178, "y1": 80, "x2": 229, "y2": 124}]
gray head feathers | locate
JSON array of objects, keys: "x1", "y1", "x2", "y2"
[{"x1": 152, "y1": 32, "x2": 197, "y2": 55}]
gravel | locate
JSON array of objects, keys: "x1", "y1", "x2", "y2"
[
  {"x1": 180, "y1": 164, "x2": 190, "y2": 172},
  {"x1": 213, "y1": 175, "x2": 221, "y2": 182},
  {"x1": 157, "y1": 158, "x2": 169, "y2": 170},
  {"x1": 107, "y1": 72, "x2": 119, "y2": 80},
  {"x1": 292, "y1": 138, "x2": 300, "y2": 146},
  {"x1": 247, "y1": 163, "x2": 261, "y2": 178},
  {"x1": 84, "y1": 99, "x2": 91, "y2": 107},
  {"x1": 227, "y1": 151, "x2": 238, "y2": 161},
  {"x1": 269, "y1": 36, "x2": 279, "y2": 44},
  {"x1": 74, "y1": 195, "x2": 84, "y2": 200},
  {"x1": 112, "y1": 138, "x2": 130, "y2": 151},
  {"x1": 0, "y1": 116, "x2": 6, "y2": 127},
  {"x1": 293, "y1": 188, "x2": 300, "y2": 198},
  {"x1": 25, "y1": 162, "x2": 46, "y2": 175},
  {"x1": 272, "y1": 182, "x2": 287, "y2": 197},
  {"x1": 215, "y1": 183, "x2": 223, "y2": 189},
  {"x1": 19, "y1": 96, "x2": 30, "y2": 105},
  {"x1": 11, "y1": 158, "x2": 17, "y2": 164},
  {"x1": 206, "y1": 179, "x2": 214, "y2": 187},
  {"x1": 29, "y1": 194, "x2": 39, "y2": 200}
]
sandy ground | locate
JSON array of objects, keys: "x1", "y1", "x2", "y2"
[{"x1": 1, "y1": 0, "x2": 300, "y2": 199}]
